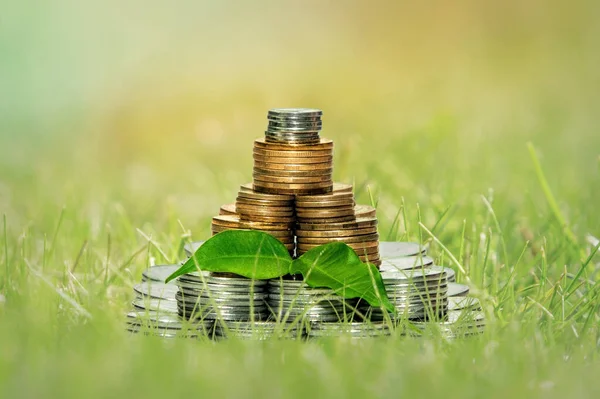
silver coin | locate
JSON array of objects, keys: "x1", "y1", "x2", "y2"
[
  {"x1": 447, "y1": 283, "x2": 470, "y2": 297},
  {"x1": 379, "y1": 242, "x2": 427, "y2": 258},
  {"x1": 268, "y1": 121, "x2": 322, "y2": 129},
  {"x1": 132, "y1": 297, "x2": 179, "y2": 313},
  {"x1": 176, "y1": 281, "x2": 261, "y2": 293},
  {"x1": 271, "y1": 311, "x2": 347, "y2": 323},
  {"x1": 180, "y1": 274, "x2": 267, "y2": 287},
  {"x1": 133, "y1": 283, "x2": 178, "y2": 301},
  {"x1": 126, "y1": 325, "x2": 200, "y2": 338},
  {"x1": 177, "y1": 289, "x2": 267, "y2": 301},
  {"x1": 142, "y1": 264, "x2": 181, "y2": 283},
  {"x1": 183, "y1": 241, "x2": 206, "y2": 257},
  {"x1": 448, "y1": 296, "x2": 481, "y2": 311},
  {"x1": 427, "y1": 266, "x2": 456, "y2": 282},
  {"x1": 125, "y1": 311, "x2": 192, "y2": 330},
  {"x1": 380, "y1": 268, "x2": 446, "y2": 283},
  {"x1": 379, "y1": 256, "x2": 434, "y2": 271},
  {"x1": 445, "y1": 310, "x2": 485, "y2": 325},
  {"x1": 268, "y1": 108, "x2": 322, "y2": 118}
]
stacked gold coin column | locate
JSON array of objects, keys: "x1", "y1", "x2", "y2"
[
  {"x1": 209, "y1": 184, "x2": 295, "y2": 257},
  {"x1": 295, "y1": 191, "x2": 382, "y2": 267}
]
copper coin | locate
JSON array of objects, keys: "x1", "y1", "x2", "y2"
[
  {"x1": 297, "y1": 233, "x2": 379, "y2": 245},
  {"x1": 254, "y1": 137, "x2": 333, "y2": 150},
  {"x1": 253, "y1": 173, "x2": 332, "y2": 184},
  {"x1": 253, "y1": 167, "x2": 333, "y2": 177},
  {"x1": 295, "y1": 227, "x2": 378, "y2": 238},
  {"x1": 219, "y1": 203, "x2": 238, "y2": 216},
  {"x1": 252, "y1": 154, "x2": 333, "y2": 165},
  {"x1": 354, "y1": 205, "x2": 377, "y2": 218},
  {"x1": 296, "y1": 217, "x2": 377, "y2": 231},
  {"x1": 253, "y1": 161, "x2": 332, "y2": 171}
]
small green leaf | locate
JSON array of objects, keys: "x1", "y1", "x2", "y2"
[
  {"x1": 290, "y1": 242, "x2": 394, "y2": 312},
  {"x1": 165, "y1": 230, "x2": 292, "y2": 282}
]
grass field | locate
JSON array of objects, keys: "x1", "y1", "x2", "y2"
[{"x1": 1, "y1": 1, "x2": 600, "y2": 398}]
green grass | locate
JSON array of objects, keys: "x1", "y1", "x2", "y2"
[{"x1": 2, "y1": 1, "x2": 600, "y2": 397}]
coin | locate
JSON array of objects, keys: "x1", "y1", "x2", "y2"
[
  {"x1": 219, "y1": 203, "x2": 238, "y2": 216},
  {"x1": 253, "y1": 148, "x2": 333, "y2": 158},
  {"x1": 295, "y1": 191, "x2": 354, "y2": 203},
  {"x1": 253, "y1": 161, "x2": 332, "y2": 171},
  {"x1": 252, "y1": 154, "x2": 333, "y2": 165},
  {"x1": 268, "y1": 108, "x2": 323, "y2": 118},
  {"x1": 253, "y1": 173, "x2": 332, "y2": 184},
  {"x1": 132, "y1": 297, "x2": 179, "y2": 313},
  {"x1": 296, "y1": 217, "x2": 377, "y2": 231},
  {"x1": 297, "y1": 233, "x2": 379, "y2": 245},
  {"x1": 447, "y1": 283, "x2": 470, "y2": 297},
  {"x1": 379, "y1": 242, "x2": 427, "y2": 258},
  {"x1": 427, "y1": 266, "x2": 456, "y2": 283},
  {"x1": 133, "y1": 283, "x2": 178, "y2": 301},
  {"x1": 295, "y1": 227, "x2": 378, "y2": 238},
  {"x1": 354, "y1": 205, "x2": 377, "y2": 218},
  {"x1": 254, "y1": 137, "x2": 333, "y2": 150},
  {"x1": 379, "y1": 256, "x2": 435, "y2": 271},
  {"x1": 448, "y1": 297, "x2": 481, "y2": 311},
  {"x1": 296, "y1": 207, "x2": 355, "y2": 218},
  {"x1": 253, "y1": 167, "x2": 333, "y2": 177},
  {"x1": 212, "y1": 215, "x2": 292, "y2": 230},
  {"x1": 237, "y1": 190, "x2": 294, "y2": 202},
  {"x1": 142, "y1": 264, "x2": 181, "y2": 284}
]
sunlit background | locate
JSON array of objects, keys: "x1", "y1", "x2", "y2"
[{"x1": 1, "y1": 0, "x2": 599, "y2": 242}]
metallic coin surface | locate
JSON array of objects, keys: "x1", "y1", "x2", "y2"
[
  {"x1": 379, "y1": 256, "x2": 435, "y2": 271},
  {"x1": 447, "y1": 283, "x2": 470, "y2": 297},
  {"x1": 142, "y1": 264, "x2": 181, "y2": 283},
  {"x1": 379, "y1": 242, "x2": 428, "y2": 258},
  {"x1": 133, "y1": 283, "x2": 178, "y2": 301},
  {"x1": 132, "y1": 297, "x2": 179, "y2": 314}
]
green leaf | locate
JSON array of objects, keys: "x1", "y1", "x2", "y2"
[
  {"x1": 290, "y1": 242, "x2": 394, "y2": 312},
  {"x1": 165, "y1": 230, "x2": 292, "y2": 282}
]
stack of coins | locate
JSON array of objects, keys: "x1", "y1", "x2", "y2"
[
  {"x1": 252, "y1": 138, "x2": 334, "y2": 195},
  {"x1": 214, "y1": 321, "x2": 299, "y2": 340},
  {"x1": 176, "y1": 272, "x2": 269, "y2": 322},
  {"x1": 307, "y1": 322, "x2": 391, "y2": 339},
  {"x1": 362, "y1": 267, "x2": 448, "y2": 321},
  {"x1": 126, "y1": 310, "x2": 211, "y2": 339},
  {"x1": 296, "y1": 215, "x2": 381, "y2": 266},
  {"x1": 265, "y1": 108, "x2": 322, "y2": 144},
  {"x1": 447, "y1": 282, "x2": 469, "y2": 297},
  {"x1": 211, "y1": 214, "x2": 294, "y2": 256},
  {"x1": 267, "y1": 279, "x2": 359, "y2": 323},
  {"x1": 253, "y1": 109, "x2": 333, "y2": 195},
  {"x1": 233, "y1": 186, "x2": 295, "y2": 255},
  {"x1": 219, "y1": 204, "x2": 238, "y2": 216}
]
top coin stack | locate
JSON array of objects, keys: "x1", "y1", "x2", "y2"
[
  {"x1": 265, "y1": 108, "x2": 323, "y2": 144},
  {"x1": 253, "y1": 109, "x2": 333, "y2": 195}
]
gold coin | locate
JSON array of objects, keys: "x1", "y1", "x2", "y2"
[
  {"x1": 354, "y1": 205, "x2": 377, "y2": 218},
  {"x1": 240, "y1": 183, "x2": 254, "y2": 193},
  {"x1": 296, "y1": 217, "x2": 377, "y2": 231},
  {"x1": 235, "y1": 197, "x2": 294, "y2": 208},
  {"x1": 297, "y1": 233, "x2": 379, "y2": 245},
  {"x1": 296, "y1": 207, "x2": 356, "y2": 218},
  {"x1": 297, "y1": 215, "x2": 357, "y2": 224},
  {"x1": 298, "y1": 244, "x2": 379, "y2": 255},
  {"x1": 212, "y1": 215, "x2": 292, "y2": 231},
  {"x1": 333, "y1": 183, "x2": 353, "y2": 193},
  {"x1": 238, "y1": 214, "x2": 296, "y2": 224},
  {"x1": 253, "y1": 161, "x2": 332, "y2": 171},
  {"x1": 252, "y1": 148, "x2": 333, "y2": 158},
  {"x1": 235, "y1": 204, "x2": 295, "y2": 216},
  {"x1": 253, "y1": 167, "x2": 333, "y2": 177},
  {"x1": 295, "y1": 227, "x2": 378, "y2": 238},
  {"x1": 296, "y1": 199, "x2": 355, "y2": 208},
  {"x1": 254, "y1": 187, "x2": 332, "y2": 195},
  {"x1": 252, "y1": 154, "x2": 333, "y2": 165},
  {"x1": 237, "y1": 190, "x2": 294, "y2": 202},
  {"x1": 254, "y1": 137, "x2": 333, "y2": 150},
  {"x1": 295, "y1": 191, "x2": 354, "y2": 203},
  {"x1": 253, "y1": 173, "x2": 332, "y2": 184},
  {"x1": 219, "y1": 203, "x2": 238, "y2": 216},
  {"x1": 211, "y1": 225, "x2": 293, "y2": 239},
  {"x1": 253, "y1": 180, "x2": 333, "y2": 190}
]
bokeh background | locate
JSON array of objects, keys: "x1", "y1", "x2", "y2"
[{"x1": 1, "y1": 0, "x2": 599, "y2": 245}]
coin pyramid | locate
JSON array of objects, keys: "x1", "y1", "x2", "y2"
[
  {"x1": 212, "y1": 108, "x2": 381, "y2": 266},
  {"x1": 124, "y1": 108, "x2": 485, "y2": 340}
]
